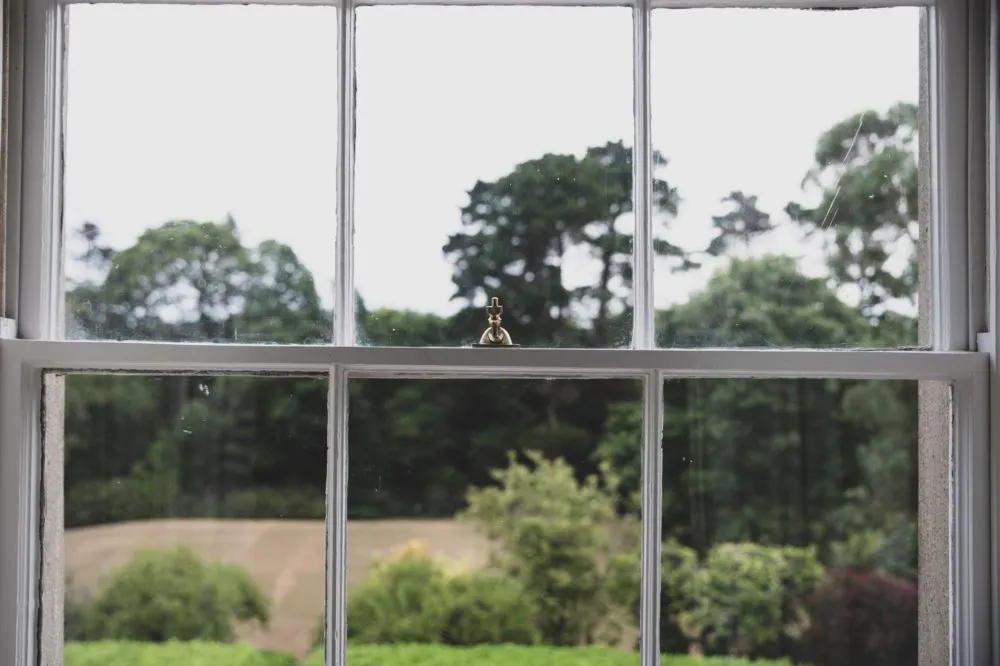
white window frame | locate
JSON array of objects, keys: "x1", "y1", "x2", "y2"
[{"x1": 0, "y1": 0, "x2": 994, "y2": 665}]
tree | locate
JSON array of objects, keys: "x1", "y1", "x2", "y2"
[
  {"x1": 786, "y1": 103, "x2": 919, "y2": 322},
  {"x1": 445, "y1": 141, "x2": 679, "y2": 348},
  {"x1": 66, "y1": 219, "x2": 328, "y2": 343},
  {"x1": 705, "y1": 191, "x2": 775, "y2": 259}
]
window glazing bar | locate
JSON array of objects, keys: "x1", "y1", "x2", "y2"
[
  {"x1": 930, "y1": 1, "x2": 972, "y2": 350},
  {"x1": 639, "y1": 371, "x2": 663, "y2": 666},
  {"x1": 51, "y1": 0, "x2": 936, "y2": 10},
  {"x1": 325, "y1": 365, "x2": 349, "y2": 666},
  {"x1": 632, "y1": 0, "x2": 654, "y2": 349},
  {"x1": 334, "y1": 0, "x2": 356, "y2": 346},
  {"x1": 16, "y1": 0, "x2": 63, "y2": 341},
  {"x1": 1, "y1": 339, "x2": 986, "y2": 379}
]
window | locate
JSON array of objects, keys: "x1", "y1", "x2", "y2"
[{"x1": 0, "y1": 0, "x2": 993, "y2": 666}]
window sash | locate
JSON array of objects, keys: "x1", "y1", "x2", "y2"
[
  {"x1": 0, "y1": 0, "x2": 992, "y2": 663},
  {"x1": 0, "y1": 333, "x2": 992, "y2": 666}
]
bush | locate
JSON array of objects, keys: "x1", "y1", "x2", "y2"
[
  {"x1": 830, "y1": 522, "x2": 918, "y2": 583},
  {"x1": 677, "y1": 543, "x2": 823, "y2": 658},
  {"x1": 302, "y1": 643, "x2": 792, "y2": 666},
  {"x1": 605, "y1": 538, "x2": 698, "y2": 654},
  {"x1": 798, "y1": 567, "x2": 918, "y2": 666},
  {"x1": 347, "y1": 541, "x2": 452, "y2": 644},
  {"x1": 64, "y1": 640, "x2": 273, "y2": 666},
  {"x1": 343, "y1": 541, "x2": 538, "y2": 647},
  {"x1": 460, "y1": 451, "x2": 626, "y2": 646},
  {"x1": 85, "y1": 546, "x2": 269, "y2": 642},
  {"x1": 440, "y1": 571, "x2": 538, "y2": 645},
  {"x1": 65, "y1": 573, "x2": 92, "y2": 641}
]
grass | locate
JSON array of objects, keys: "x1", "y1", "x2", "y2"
[
  {"x1": 65, "y1": 642, "x2": 790, "y2": 666},
  {"x1": 65, "y1": 518, "x2": 488, "y2": 655},
  {"x1": 328, "y1": 645, "x2": 791, "y2": 666}
]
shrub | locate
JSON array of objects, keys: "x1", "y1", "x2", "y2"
[
  {"x1": 344, "y1": 541, "x2": 538, "y2": 647},
  {"x1": 830, "y1": 522, "x2": 918, "y2": 583},
  {"x1": 64, "y1": 640, "x2": 273, "y2": 666},
  {"x1": 677, "y1": 542, "x2": 823, "y2": 658},
  {"x1": 65, "y1": 573, "x2": 93, "y2": 641},
  {"x1": 302, "y1": 643, "x2": 793, "y2": 666},
  {"x1": 440, "y1": 571, "x2": 538, "y2": 646},
  {"x1": 605, "y1": 538, "x2": 698, "y2": 654},
  {"x1": 347, "y1": 541, "x2": 452, "y2": 644},
  {"x1": 85, "y1": 546, "x2": 269, "y2": 642},
  {"x1": 798, "y1": 567, "x2": 918, "y2": 666},
  {"x1": 460, "y1": 451, "x2": 625, "y2": 646}
]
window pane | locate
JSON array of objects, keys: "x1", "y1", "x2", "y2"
[
  {"x1": 652, "y1": 9, "x2": 923, "y2": 349},
  {"x1": 354, "y1": 7, "x2": 635, "y2": 348},
  {"x1": 63, "y1": 6, "x2": 337, "y2": 343},
  {"x1": 59, "y1": 374, "x2": 327, "y2": 661},
  {"x1": 657, "y1": 378, "x2": 932, "y2": 662},
  {"x1": 344, "y1": 378, "x2": 642, "y2": 662}
]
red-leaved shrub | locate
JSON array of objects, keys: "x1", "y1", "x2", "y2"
[{"x1": 798, "y1": 567, "x2": 917, "y2": 666}]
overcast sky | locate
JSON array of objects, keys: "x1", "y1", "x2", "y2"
[{"x1": 62, "y1": 4, "x2": 920, "y2": 318}]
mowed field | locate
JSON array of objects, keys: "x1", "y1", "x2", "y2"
[{"x1": 65, "y1": 519, "x2": 491, "y2": 657}]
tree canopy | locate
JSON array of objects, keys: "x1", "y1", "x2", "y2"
[{"x1": 64, "y1": 105, "x2": 921, "y2": 590}]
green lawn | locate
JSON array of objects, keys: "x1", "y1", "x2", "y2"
[{"x1": 65, "y1": 641, "x2": 791, "y2": 666}]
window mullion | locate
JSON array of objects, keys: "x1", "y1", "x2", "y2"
[
  {"x1": 631, "y1": 0, "x2": 654, "y2": 350},
  {"x1": 17, "y1": 0, "x2": 64, "y2": 340},
  {"x1": 334, "y1": 0, "x2": 357, "y2": 346},
  {"x1": 639, "y1": 370, "x2": 663, "y2": 666},
  {"x1": 325, "y1": 364, "x2": 349, "y2": 666},
  {"x1": 930, "y1": 0, "x2": 972, "y2": 351}
]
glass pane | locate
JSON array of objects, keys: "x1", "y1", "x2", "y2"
[
  {"x1": 354, "y1": 7, "x2": 635, "y2": 348},
  {"x1": 63, "y1": 6, "x2": 337, "y2": 343},
  {"x1": 343, "y1": 378, "x2": 642, "y2": 663},
  {"x1": 658, "y1": 378, "x2": 930, "y2": 662},
  {"x1": 652, "y1": 9, "x2": 923, "y2": 349},
  {"x1": 60, "y1": 374, "x2": 327, "y2": 662}
]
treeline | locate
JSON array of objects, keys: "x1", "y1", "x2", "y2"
[{"x1": 64, "y1": 103, "x2": 920, "y2": 580}]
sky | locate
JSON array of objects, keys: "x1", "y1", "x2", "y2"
[{"x1": 62, "y1": 4, "x2": 921, "y2": 319}]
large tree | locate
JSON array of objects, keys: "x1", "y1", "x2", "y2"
[
  {"x1": 786, "y1": 103, "x2": 919, "y2": 323},
  {"x1": 444, "y1": 141, "x2": 680, "y2": 347}
]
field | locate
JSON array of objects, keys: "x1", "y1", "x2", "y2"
[{"x1": 65, "y1": 518, "x2": 491, "y2": 656}]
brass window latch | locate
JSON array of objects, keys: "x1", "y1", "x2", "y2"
[{"x1": 473, "y1": 297, "x2": 519, "y2": 348}]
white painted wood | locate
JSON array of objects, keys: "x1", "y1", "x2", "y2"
[{"x1": 2, "y1": 339, "x2": 986, "y2": 379}]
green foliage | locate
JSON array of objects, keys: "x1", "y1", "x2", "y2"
[
  {"x1": 677, "y1": 543, "x2": 823, "y2": 658},
  {"x1": 65, "y1": 573, "x2": 92, "y2": 642},
  {"x1": 445, "y1": 141, "x2": 680, "y2": 348},
  {"x1": 302, "y1": 644, "x2": 791, "y2": 666},
  {"x1": 461, "y1": 451, "x2": 627, "y2": 646},
  {"x1": 257, "y1": 651, "x2": 300, "y2": 666},
  {"x1": 605, "y1": 538, "x2": 698, "y2": 654},
  {"x1": 84, "y1": 547, "x2": 269, "y2": 642},
  {"x1": 64, "y1": 641, "x2": 273, "y2": 666},
  {"x1": 658, "y1": 256, "x2": 868, "y2": 348},
  {"x1": 786, "y1": 103, "x2": 918, "y2": 322},
  {"x1": 830, "y1": 522, "x2": 917, "y2": 583},
  {"x1": 61, "y1": 104, "x2": 924, "y2": 664},
  {"x1": 440, "y1": 571, "x2": 539, "y2": 646},
  {"x1": 345, "y1": 542, "x2": 538, "y2": 647}
]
